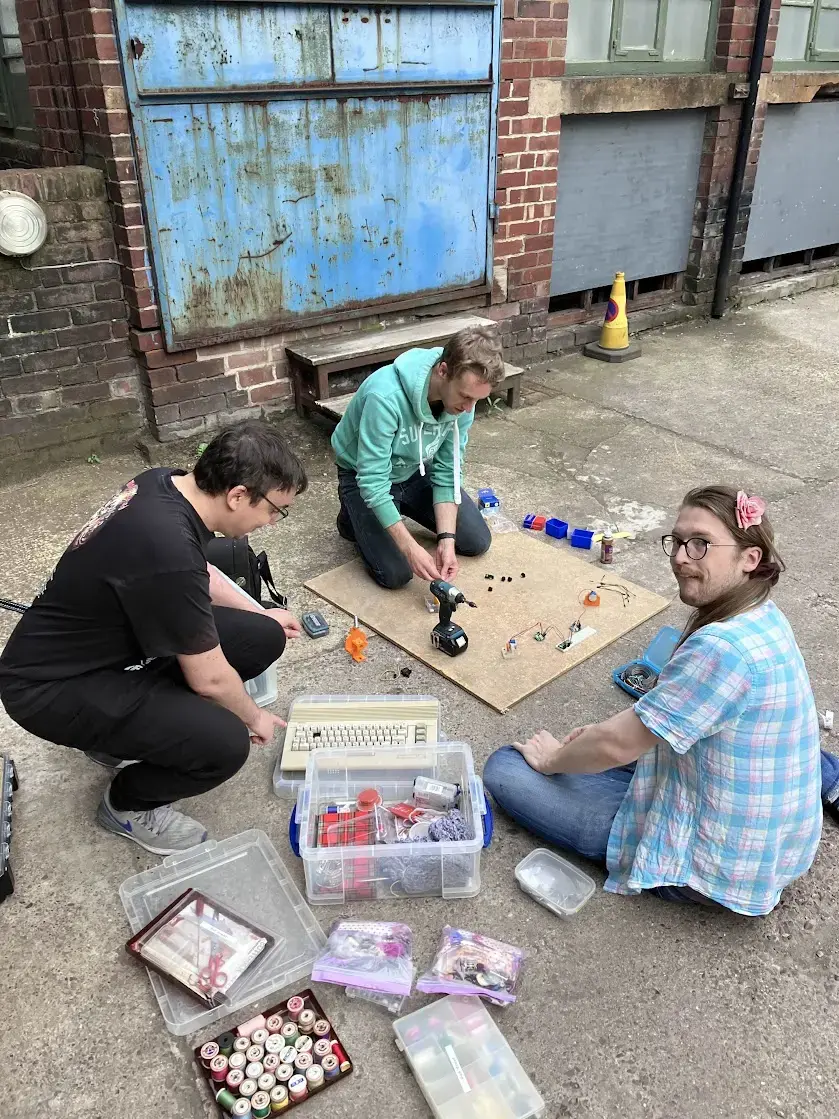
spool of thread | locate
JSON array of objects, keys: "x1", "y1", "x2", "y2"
[
  {"x1": 234, "y1": 1037, "x2": 251, "y2": 1053},
  {"x1": 239, "y1": 1078, "x2": 258, "y2": 1099},
  {"x1": 321, "y1": 1054, "x2": 340, "y2": 1082},
  {"x1": 214, "y1": 1087, "x2": 238, "y2": 1112},
  {"x1": 280, "y1": 1046, "x2": 297, "y2": 1066},
  {"x1": 226, "y1": 1069, "x2": 245, "y2": 1091},
  {"x1": 246, "y1": 1045, "x2": 264, "y2": 1064},
  {"x1": 210, "y1": 1055, "x2": 229, "y2": 1082},
  {"x1": 200, "y1": 1042, "x2": 220, "y2": 1067},
  {"x1": 294, "y1": 1051, "x2": 313, "y2": 1072},
  {"x1": 313, "y1": 1038, "x2": 332, "y2": 1061},
  {"x1": 251, "y1": 1091, "x2": 271, "y2": 1119},
  {"x1": 263, "y1": 1054, "x2": 280, "y2": 1073},
  {"x1": 331, "y1": 1040, "x2": 352, "y2": 1073},
  {"x1": 313, "y1": 1019, "x2": 331, "y2": 1039},
  {"x1": 297, "y1": 1009, "x2": 316, "y2": 1034},
  {"x1": 285, "y1": 996, "x2": 305, "y2": 1022},
  {"x1": 258, "y1": 1073, "x2": 276, "y2": 1093},
  {"x1": 217, "y1": 1032, "x2": 236, "y2": 1057},
  {"x1": 251, "y1": 1029, "x2": 269, "y2": 1047},
  {"x1": 229, "y1": 1052, "x2": 247, "y2": 1071},
  {"x1": 275, "y1": 1063, "x2": 293, "y2": 1084},
  {"x1": 238, "y1": 1015, "x2": 267, "y2": 1038},
  {"x1": 287, "y1": 1074, "x2": 308, "y2": 1103},
  {"x1": 232, "y1": 1100, "x2": 252, "y2": 1119},
  {"x1": 280, "y1": 1023, "x2": 299, "y2": 1045},
  {"x1": 294, "y1": 1035, "x2": 312, "y2": 1054},
  {"x1": 264, "y1": 1035, "x2": 284, "y2": 1055},
  {"x1": 246, "y1": 1061, "x2": 264, "y2": 1080},
  {"x1": 265, "y1": 1014, "x2": 284, "y2": 1034},
  {"x1": 269, "y1": 1084, "x2": 289, "y2": 1112},
  {"x1": 305, "y1": 1064, "x2": 325, "y2": 1093}
]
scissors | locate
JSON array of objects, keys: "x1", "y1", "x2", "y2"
[{"x1": 197, "y1": 946, "x2": 228, "y2": 993}]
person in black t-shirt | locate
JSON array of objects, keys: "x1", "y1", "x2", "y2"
[{"x1": 0, "y1": 420, "x2": 307, "y2": 855}]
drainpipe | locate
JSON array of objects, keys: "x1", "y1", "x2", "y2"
[{"x1": 711, "y1": 0, "x2": 774, "y2": 318}]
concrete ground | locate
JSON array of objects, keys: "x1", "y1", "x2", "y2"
[{"x1": 2, "y1": 288, "x2": 838, "y2": 1119}]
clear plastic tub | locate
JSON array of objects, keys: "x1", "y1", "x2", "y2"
[
  {"x1": 296, "y1": 742, "x2": 486, "y2": 904},
  {"x1": 514, "y1": 848, "x2": 595, "y2": 917},
  {"x1": 394, "y1": 995, "x2": 545, "y2": 1119},
  {"x1": 119, "y1": 829, "x2": 326, "y2": 1035},
  {"x1": 244, "y1": 664, "x2": 278, "y2": 707}
]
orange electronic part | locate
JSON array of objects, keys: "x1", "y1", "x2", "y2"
[
  {"x1": 583, "y1": 590, "x2": 600, "y2": 607},
  {"x1": 344, "y1": 616, "x2": 368, "y2": 662},
  {"x1": 531, "y1": 515, "x2": 546, "y2": 531}
]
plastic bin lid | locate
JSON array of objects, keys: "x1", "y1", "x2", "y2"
[
  {"x1": 641, "y1": 625, "x2": 681, "y2": 674},
  {"x1": 514, "y1": 848, "x2": 595, "y2": 917},
  {"x1": 119, "y1": 829, "x2": 326, "y2": 1036}
]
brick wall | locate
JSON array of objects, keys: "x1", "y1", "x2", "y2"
[
  {"x1": 684, "y1": 0, "x2": 780, "y2": 305},
  {"x1": 0, "y1": 166, "x2": 145, "y2": 464}
]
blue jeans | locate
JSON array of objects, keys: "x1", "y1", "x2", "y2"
[
  {"x1": 337, "y1": 467, "x2": 491, "y2": 589},
  {"x1": 483, "y1": 747, "x2": 839, "y2": 906}
]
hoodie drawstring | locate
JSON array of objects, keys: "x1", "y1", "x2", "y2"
[
  {"x1": 452, "y1": 423, "x2": 461, "y2": 506},
  {"x1": 417, "y1": 421, "x2": 425, "y2": 476}
]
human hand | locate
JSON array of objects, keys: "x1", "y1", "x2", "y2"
[
  {"x1": 264, "y1": 608, "x2": 302, "y2": 639},
  {"x1": 561, "y1": 725, "x2": 589, "y2": 747},
  {"x1": 405, "y1": 542, "x2": 442, "y2": 582},
  {"x1": 436, "y1": 538, "x2": 459, "y2": 582},
  {"x1": 248, "y1": 709, "x2": 287, "y2": 746},
  {"x1": 512, "y1": 729, "x2": 565, "y2": 774}
]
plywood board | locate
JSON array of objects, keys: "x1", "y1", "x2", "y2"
[{"x1": 305, "y1": 531, "x2": 670, "y2": 714}]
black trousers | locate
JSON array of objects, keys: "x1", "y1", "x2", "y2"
[{"x1": 0, "y1": 607, "x2": 285, "y2": 812}]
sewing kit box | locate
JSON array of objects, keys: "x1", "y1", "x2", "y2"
[{"x1": 295, "y1": 743, "x2": 489, "y2": 905}]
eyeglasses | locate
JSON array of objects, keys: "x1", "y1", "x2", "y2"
[
  {"x1": 661, "y1": 535, "x2": 740, "y2": 560},
  {"x1": 257, "y1": 492, "x2": 289, "y2": 520}
]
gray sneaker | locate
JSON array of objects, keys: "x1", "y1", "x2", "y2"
[
  {"x1": 85, "y1": 751, "x2": 136, "y2": 771},
  {"x1": 96, "y1": 786, "x2": 208, "y2": 855}
]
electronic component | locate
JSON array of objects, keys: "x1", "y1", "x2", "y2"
[
  {"x1": 301, "y1": 611, "x2": 329, "y2": 638},
  {"x1": 477, "y1": 487, "x2": 500, "y2": 510}
]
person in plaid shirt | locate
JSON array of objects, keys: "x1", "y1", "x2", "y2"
[{"x1": 484, "y1": 485, "x2": 836, "y2": 915}]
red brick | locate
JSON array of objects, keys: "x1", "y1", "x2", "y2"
[
  {"x1": 498, "y1": 135, "x2": 529, "y2": 154},
  {"x1": 503, "y1": 17, "x2": 535, "y2": 37},
  {"x1": 500, "y1": 99, "x2": 529, "y2": 118},
  {"x1": 176, "y1": 357, "x2": 227, "y2": 382},
  {"x1": 129, "y1": 328, "x2": 163, "y2": 352},
  {"x1": 508, "y1": 220, "x2": 541, "y2": 237},
  {"x1": 497, "y1": 203, "x2": 526, "y2": 222},
  {"x1": 531, "y1": 59, "x2": 566, "y2": 77},
  {"x1": 147, "y1": 367, "x2": 176, "y2": 388},
  {"x1": 496, "y1": 170, "x2": 528, "y2": 190},
  {"x1": 153, "y1": 380, "x2": 203, "y2": 406},
  {"x1": 533, "y1": 19, "x2": 561, "y2": 35},
  {"x1": 527, "y1": 168, "x2": 557, "y2": 185},
  {"x1": 228, "y1": 350, "x2": 270, "y2": 370},
  {"x1": 179, "y1": 393, "x2": 227, "y2": 420},
  {"x1": 153, "y1": 404, "x2": 180, "y2": 426},
  {"x1": 62, "y1": 381, "x2": 110, "y2": 405},
  {"x1": 238, "y1": 366, "x2": 275, "y2": 388},
  {"x1": 97, "y1": 357, "x2": 137, "y2": 381},
  {"x1": 514, "y1": 38, "x2": 549, "y2": 58},
  {"x1": 512, "y1": 117, "x2": 545, "y2": 135},
  {"x1": 144, "y1": 347, "x2": 198, "y2": 369},
  {"x1": 250, "y1": 382, "x2": 289, "y2": 405},
  {"x1": 501, "y1": 61, "x2": 533, "y2": 79}
]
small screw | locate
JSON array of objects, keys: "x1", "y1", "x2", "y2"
[
  {"x1": 521, "y1": 572, "x2": 526, "y2": 578},
  {"x1": 488, "y1": 586, "x2": 493, "y2": 592}
]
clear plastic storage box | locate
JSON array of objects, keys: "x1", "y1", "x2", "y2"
[
  {"x1": 394, "y1": 995, "x2": 545, "y2": 1119},
  {"x1": 515, "y1": 848, "x2": 595, "y2": 917},
  {"x1": 296, "y1": 742, "x2": 486, "y2": 904},
  {"x1": 119, "y1": 829, "x2": 326, "y2": 1035}
]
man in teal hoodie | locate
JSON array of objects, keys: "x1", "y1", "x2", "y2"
[{"x1": 331, "y1": 325, "x2": 504, "y2": 588}]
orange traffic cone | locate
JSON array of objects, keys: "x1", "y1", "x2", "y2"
[{"x1": 584, "y1": 272, "x2": 641, "y2": 363}]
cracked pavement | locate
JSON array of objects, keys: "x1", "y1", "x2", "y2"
[{"x1": 1, "y1": 288, "x2": 838, "y2": 1118}]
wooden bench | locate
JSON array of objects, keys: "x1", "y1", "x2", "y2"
[{"x1": 286, "y1": 313, "x2": 523, "y2": 421}]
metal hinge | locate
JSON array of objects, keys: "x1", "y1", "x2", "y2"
[{"x1": 488, "y1": 199, "x2": 498, "y2": 231}]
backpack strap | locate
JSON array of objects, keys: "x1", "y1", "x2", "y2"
[{"x1": 255, "y1": 550, "x2": 287, "y2": 609}]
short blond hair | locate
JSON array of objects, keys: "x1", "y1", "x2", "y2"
[{"x1": 439, "y1": 325, "x2": 504, "y2": 387}]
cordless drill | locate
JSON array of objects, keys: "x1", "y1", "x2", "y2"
[{"x1": 429, "y1": 579, "x2": 476, "y2": 657}]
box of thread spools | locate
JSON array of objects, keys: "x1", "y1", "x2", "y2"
[
  {"x1": 196, "y1": 990, "x2": 352, "y2": 1115},
  {"x1": 293, "y1": 742, "x2": 491, "y2": 904}
]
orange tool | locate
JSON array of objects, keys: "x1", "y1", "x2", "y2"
[{"x1": 344, "y1": 615, "x2": 368, "y2": 662}]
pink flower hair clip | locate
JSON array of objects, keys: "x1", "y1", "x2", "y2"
[{"x1": 736, "y1": 490, "x2": 766, "y2": 531}]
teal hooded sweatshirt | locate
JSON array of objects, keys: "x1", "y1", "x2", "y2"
[{"x1": 331, "y1": 346, "x2": 474, "y2": 529}]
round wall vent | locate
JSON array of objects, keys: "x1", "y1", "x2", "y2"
[{"x1": 0, "y1": 191, "x2": 48, "y2": 257}]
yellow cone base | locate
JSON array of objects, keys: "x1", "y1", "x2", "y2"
[{"x1": 584, "y1": 339, "x2": 642, "y2": 363}]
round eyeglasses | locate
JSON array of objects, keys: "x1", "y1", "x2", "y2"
[{"x1": 661, "y1": 535, "x2": 740, "y2": 560}]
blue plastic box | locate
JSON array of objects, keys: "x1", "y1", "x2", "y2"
[
  {"x1": 570, "y1": 528, "x2": 594, "y2": 549},
  {"x1": 545, "y1": 517, "x2": 568, "y2": 540},
  {"x1": 613, "y1": 625, "x2": 681, "y2": 699},
  {"x1": 478, "y1": 487, "x2": 500, "y2": 510}
]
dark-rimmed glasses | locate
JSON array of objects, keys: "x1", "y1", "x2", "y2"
[
  {"x1": 661, "y1": 535, "x2": 740, "y2": 561},
  {"x1": 257, "y1": 492, "x2": 289, "y2": 520}
]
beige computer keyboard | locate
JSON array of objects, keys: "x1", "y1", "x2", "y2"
[{"x1": 278, "y1": 696, "x2": 440, "y2": 773}]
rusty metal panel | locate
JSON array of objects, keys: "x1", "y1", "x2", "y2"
[
  {"x1": 129, "y1": 3, "x2": 492, "y2": 93},
  {"x1": 135, "y1": 93, "x2": 491, "y2": 345}
]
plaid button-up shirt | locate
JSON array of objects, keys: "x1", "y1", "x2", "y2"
[{"x1": 606, "y1": 602, "x2": 822, "y2": 915}]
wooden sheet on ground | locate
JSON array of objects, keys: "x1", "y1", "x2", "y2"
[{"x1": 305, "y1": 531, "x2": 669, "y2": 713}]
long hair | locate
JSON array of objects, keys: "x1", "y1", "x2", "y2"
[{"x1": 678, "y1": 485, "x2": 785, "y2": 644}]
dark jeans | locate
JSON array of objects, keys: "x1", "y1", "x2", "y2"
[
  {"x1": 337, "y1": 467, "x2": 491, "y2": 588},
  {"x1": 0, "y1": 607, "x2": 285, "y2": 812}
]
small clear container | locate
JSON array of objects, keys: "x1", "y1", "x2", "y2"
[
  {"x1": 119, "y1": 830, "x2": 326, "y2": 1035},
  {"x1": 394, "y1": 995, "x2": 545, "y2": 1119},
  {"x1": 514, "y1": 849, "x2": 595, "y2": 917}
]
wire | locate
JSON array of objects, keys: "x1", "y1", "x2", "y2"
[{"x1": 0, "y1": 598, "x2": 28, "y2": 615}]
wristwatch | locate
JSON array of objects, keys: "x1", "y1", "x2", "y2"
[{"x1": 436, "y1": 532, "x2": 456, "y2": 542}]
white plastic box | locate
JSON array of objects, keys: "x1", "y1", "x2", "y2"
[
  {"x1": 296, "y1": 742, "x2": 486, "y2": 904},
  {"x1": 394, "y1": 996, "x2": 545, "y2": 1119}
]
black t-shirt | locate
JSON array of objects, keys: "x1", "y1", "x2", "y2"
[{"x1": 0, "y1": 468, "x2": 218, "y2": 689}]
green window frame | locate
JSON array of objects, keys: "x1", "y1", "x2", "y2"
[
  {"x1": 566, "y1": 0, "x2": 720, "y2": 75},
  {"x1": 775, "y1": 0, "x2": 839, "y2": 68}
]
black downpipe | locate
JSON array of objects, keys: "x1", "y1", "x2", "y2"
[{"x1": 711, "y1": 0, "x2": 774, "y2": 318}]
